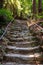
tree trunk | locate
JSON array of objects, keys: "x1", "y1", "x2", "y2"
[
  {"x1": 38, "y1": 0, "x2": 42, "y2": 13},
  {"x1": 32, "y1": 0, "x2": 36, "y2": 14}
]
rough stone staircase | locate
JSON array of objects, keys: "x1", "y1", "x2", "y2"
[{"x1": 1, "y1": 20, "x2": 43, "y2": 65}]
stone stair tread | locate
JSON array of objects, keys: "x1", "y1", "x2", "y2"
[
  {"x1": 4, "y1": 53, "x2": 41, "y2": 59},
  {"x1": 9, "y1": 36, "x2": 35, "y2": 39},
  {"x1": 2, "y1": 63, "x2": 32, "y2": 65},
  {"x1": 15, "y1": 41, "x2": 37, "y2": 44},
  {"x1": 9, "y1": 34, "x2": 32, "y2": 37},
  {"x1": 8, "y1": 37, "x2": 35, "y2": 41},
  {"x1": 8, "y1": 41, "x2": 37, "y2": 45},
  {"x1": 7, "y1": 34, "x2": 19, "y2": 36},
  {"x1": 10, "y1": 26, "x2": 21, "y2": 29},
  {"x1": 3, "y1": 62, "x2": 42, "y2": 65},
  {"x1": 23, "y1": 36, "x2": 35, "y2": 39},
  {"x1": 9, "y1": 37, "x2": 23, "y2": 41},
  {"x1": 10, "y1": 29, "x2": 21, "y2": 31},
  {"x1": 9, "y1": 31, "x2": 19, "y2": 33},
  {"x1": 7, "y1": 41, "x2": 37, "y2": 47},
  {"x1": 6, "y1": 46, "x2": 39, "y2": 51},
  {"x1": 8, "y1": 31, "x2": 31, "y2": 35},
  {"x1": 7, "y1": 34, "x2": 32, "y2": 37},
  {"x1": 11, "y1": 26, "x2": 21, "y2": 28}
]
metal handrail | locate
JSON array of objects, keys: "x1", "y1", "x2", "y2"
[
  {"x1": 0, "y1": 19, "x2": 14, "y2": 56},
  {"x1": 0, "y1": 19, "x2": 14, "y2": 40}
]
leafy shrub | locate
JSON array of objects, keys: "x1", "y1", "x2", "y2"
[
  {"x1": 35, "y1": 14, "x2": 43, "y2": 20},
  {"x1": 38, "y1": 16, "x2": 43, "y2": 19},
  {"x1": 0, "y1": 9, "x2": 13, "y2": 26}
]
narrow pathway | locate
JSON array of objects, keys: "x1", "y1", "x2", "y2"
[{"x1": 1, "y1": 20, "x2": 43, "y2": 65}]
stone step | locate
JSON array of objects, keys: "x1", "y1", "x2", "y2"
[
  {"x1": 9, "y1": 26, "x2": 21, "y2": 29},
  {"x1": 2, "y1": 62, "x2": 43, "y2": 65},
  {"x1": 15, "y1": 41, "x2": 37, "y2": 44},
  {"x1": 2, "y1": 62, "x2": 37, "y2": 65},
  {"x1": 8, "y1": 44, "x2": 39, "y2": 48},
  {"x1": 7, "y1": 34, "x2": 32, "y2": 38},
  {"x1": 6, "y1": 34, "x2": 32, "y2": 38},
  {"x1": 7, "y1": 35, "x2": 19, "y2": 38},
  {"x1": 6, "y1": 33, "x2": 33, "y2": 37},
  {"x1": 8, "y1": 41, "x2": 36, "y2": 45},
  {"x1": 10, "y1": 26, "x2": 28, "y2": 30},
  {"x1": 8, "y1": 37, "x2": 24, "y2": 41},
  {"x1": 5, "y1": 47, "x2": 41, "y2": 55},
  {"x1": 6, "y1": 46, "x2": 40, "y2": 51},
  {"x1": 13, "y1": 26, "x2": 21, "y2": 28},
  {"x1": 8, "y1": 41, "x2": 38, "y2": 47},
  {"x1": 4, "y1": 53, "x2": 42, "y2": 61},
  {"x1": 9, "y1": 28, "x2": 22, "y2": 31},
  {"x1": 8, "y1": 37, "x2": 35, "y2": 41},
  {"x1": 7, "y1": 42, "x2": 39, "y2": 47},
  {"x1": 7, "y1": 31, "x2": 19, "y2": 34},
  {"x1": 10, "y1": 36, "x2": 35, "y2": 39},
  {"x1": 3, "y1": 57, "x2": 36, "y2": 64},
  {"x1": 5, "y1": 49, "x2": 32, "y2": 54},
  {"x1": 7, "y1": 31, "x2": 32, "y2": 36}
]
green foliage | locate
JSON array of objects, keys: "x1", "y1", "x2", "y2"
[
  {"x1": 36, "y1": 14, "x2": 43, "y2": 19},
  {"x1": 38, "y1": 16, "x2": 43, "y2": 19},
  {"x1": 39, "y1": 22, "x2": 43, "y2": 26},
  {"x1": 3, "y1": 0, "x2": 43, "y2": 19},
  {"x1": 42, "y1": 0, "x2": 43, "y2": 11},
  {"x1": 19, "y1": 0, "x2": 32, "y2": 18},
  {"x1": 0, "y1": 9, "x2": 13, "y2": 25},
  {"x1": 4, "y1": 0, "x2": 32, "y2": 19}
]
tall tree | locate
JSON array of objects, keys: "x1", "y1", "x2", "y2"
[
  {"x1": 38, "y1": 0, "x2": 42, "y2": 13},
  {"x1": 32, "y1": 0, "x2": 36, "y2": 14}
]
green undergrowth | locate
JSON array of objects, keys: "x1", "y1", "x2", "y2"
[
  {"x1": 0, "y1": 9, "x2": 13, "y2": 26},
  {"x1": 38, "y1": 22, "x2": 43, "y2": 27},
  {"x1": 0, "y1": 9, "x2": 14, "y2": 36}
]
